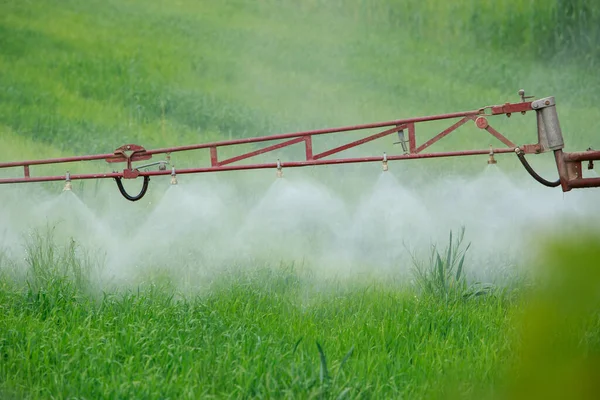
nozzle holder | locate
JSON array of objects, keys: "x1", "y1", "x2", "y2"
[
  {"x1": 487, "y1": 146, "x2": 497, "y2": 165},
  {"x1": 382, "y1": 153, "x2": 388, "y2": 171},
  {"x1": 276, "y1": 159, "x2": 283, "y2": 178},
  {"x1": 170, "y1": 166, "x2": 178, "y2": 185},
  {"x1": 63, "y1": 172, "x2": 72, "y2": 191}
]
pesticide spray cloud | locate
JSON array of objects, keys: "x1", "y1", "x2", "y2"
[{"x1": 1, "y1": 161, "x2": 599, "y2": 290}]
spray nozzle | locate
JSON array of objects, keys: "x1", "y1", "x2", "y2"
[
  {"x1": 170, "y1": 166, "x2": 178, "y2": 185},
  {"x1": 276, "y1": 159, "x2": 283, "y2": 178},
  {"x1": 487, "y1": 146, "x2": 497, "y2": 165},
  {"x1": 63, "y1": 171, "x2": 72, "y2": 191},
  {"x1": 382, "y1": 153, "x2": 388, "y2": 171}
]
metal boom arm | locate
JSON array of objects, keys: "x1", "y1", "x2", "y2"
[{"x1": 0, "y1": 91, "x2": 598, "y2": 200}]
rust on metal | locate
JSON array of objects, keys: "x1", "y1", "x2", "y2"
[
  {"x1": 475, "y1": 117, "x2": 489, "y2": 129},
  {"x1": 407, "y1": 123, "x2": 416, "y2": 153},
  {"x1": 1, "y1": 93, "x2": 599, "y2": 195},
  {"x1": 210, "y1": 147, "x2": 218, "y2": 167},
  {"x1": 312, "y1": 125, "x2": 405, "y2": 160},
  {"x1": 484, "y1": 125, "x2": 517, "y2": 148},
  {"x1": 304, "y1": 136, "x2": 313, "y2": 160},
  {"x1": 414, "y1": 117, "x2": 471, "y2": 154},
  {"x1": 218, "y1": 137, "x2": 304, "y2": 166},
  {"x1": 490, "y1": 102, "x2": 533, "y2": 115}
]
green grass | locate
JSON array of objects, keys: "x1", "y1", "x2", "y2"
[
  {"x1": 0, "y1": 233, "x2": 520, "y2": 399},
  {"x1": 1, "y1": 231, "x2": 598, "y2": 398},
  {"x1": 1, "y1": 0, "x2": 600, "y2": 398}
]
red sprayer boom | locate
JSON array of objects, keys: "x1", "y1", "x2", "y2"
[{"x1": 1, "y1": 90, "x2": 598, "y2": 201}]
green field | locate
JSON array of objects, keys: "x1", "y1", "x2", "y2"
[{"x1": 1, "y1": 0, "x2": 600, "y2": 398}]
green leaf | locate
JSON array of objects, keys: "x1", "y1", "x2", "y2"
[
  {"x1": 337, "y1": 388, "x2": 352, "y2": 400},
  {"x1": 339, "y1": 345, "x2": 354, "y2": 372},
  {"x1": 316, "y1": 341, "x2": 329, "y2": 384},
  {"x1": 436, "y1": 252, "x2": 445, "y2": 291},
  {"x1": 293, "y1": 337, "x2": 303, "y2": 354},
  {"x1": 456, "y1": 253, "x2": 466, "y2": 282},
  {"x1": 446, "y1": 230, "x2": 453, "y2": 269}
]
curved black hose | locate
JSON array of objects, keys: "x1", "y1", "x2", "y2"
[
  {"x1": 114, "y1": 176, "x2": 150, "y2": 201},
  {"x1": 515, "y1": 150, "x2": 561, "y2": 188}
]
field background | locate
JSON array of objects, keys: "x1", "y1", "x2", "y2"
[{"x1": 1, "y1": 0, "x2": 600, "y2": 398}]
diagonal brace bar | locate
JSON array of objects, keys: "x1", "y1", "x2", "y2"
[
  {"x1": 485, "y1": 125, "x2": 517, "y2": 148},
  {"x1": 313, "y1": 125, "x2": 406, "y2": 160},
  {"x1": 217, "y1": 137, "x2": 305, "y2": 166},
  {"x1": 414, "y1": 117, "x2": 471, "y2": 154}
]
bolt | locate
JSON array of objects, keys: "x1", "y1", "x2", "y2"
[{"x1": 545, "y1": 100, "x2": 550, "y2": 105}]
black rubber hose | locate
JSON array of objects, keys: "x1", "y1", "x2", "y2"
[
  {"x1": 515, "y1": 150, "x2": 561, "y2": 188},
  {"x1": 114, "y1": 176, "x2": 150, "y2": 201}
]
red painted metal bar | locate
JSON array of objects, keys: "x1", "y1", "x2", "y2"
[
  {"x1": 304, "y1": 137, "x2": 313, "y2": 160},
  {"x1": 0, "y1": 109, "x2": 482, "y2": 170},
  {"x1": 0, "y1": 148, "x2": 517, "y2": 184},
  {"x1": 313, "y1": 125, "x2": 405, "y2": 160},
  {"x1": 485, "y1": 125, "x2": 517, "y2": 148},
  {"x1": 563, "y1": 150, "x2": 600, "y2": 162},
  {"x1": 217, "y1": 137, "x2": 305, "y2": 166},
  {"x1": 407, "y1": 123, "x2": 416, "y2": 153},
  {"x1": 489, "y1": 102, "x2": 533, "y2": 115},
  {"x1": 148, "y1": 147, "x2": 517, "y2": 174},
  {"x1": 0, "y1": 99, "x2": 542, "y2": 189},
  {"x1": 210, "y1": 147, "x2": 218, "y2": 167},
  {"x1": 567, "y1": 177, "x2": 600, "y2": 189},
  {"x1": 414, "y1": 117, "x2": 471, "y2": 154},
  {"x1": 141, "y1": 110, "x2": 482, "y2": 156},
  {"x1": 0, "y1": 172, "x2": 122, "y2": 184},
  {"x1": 0, "y1": 153, "x2": 112, "y2": 168}
]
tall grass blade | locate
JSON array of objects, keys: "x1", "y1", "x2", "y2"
[
  {"x1": 293, "y1": 337, "x2": 303, "y2": 354},
  {"x1": 333, "y1": 345, "x2": 355, "y2": 388},
  {"x1": 446, "y1": 230, "x2": 453, "y2": 269},
  {"x1": 456, "y1": 242, "x2": 471, "y2": 281},
  {"x1": 336, "y1": 387, "x2": 352, "y2": 399},
  {"x1": 316, "y1": 341, "x2": 329, "y2": 384},
  {"x1": 338, "y1": 345, "x2": 354, "y2": 372},
  {"x1": 456, "y1": 253, "x2": 466, "y2": 282},
  {"x1": 436, "y1": 252, "x2": 445, "y2": 292}
]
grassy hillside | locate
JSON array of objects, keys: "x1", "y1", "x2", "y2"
[{"x1": 1, "y1": 0, "x2": 599, "y2": 159}]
